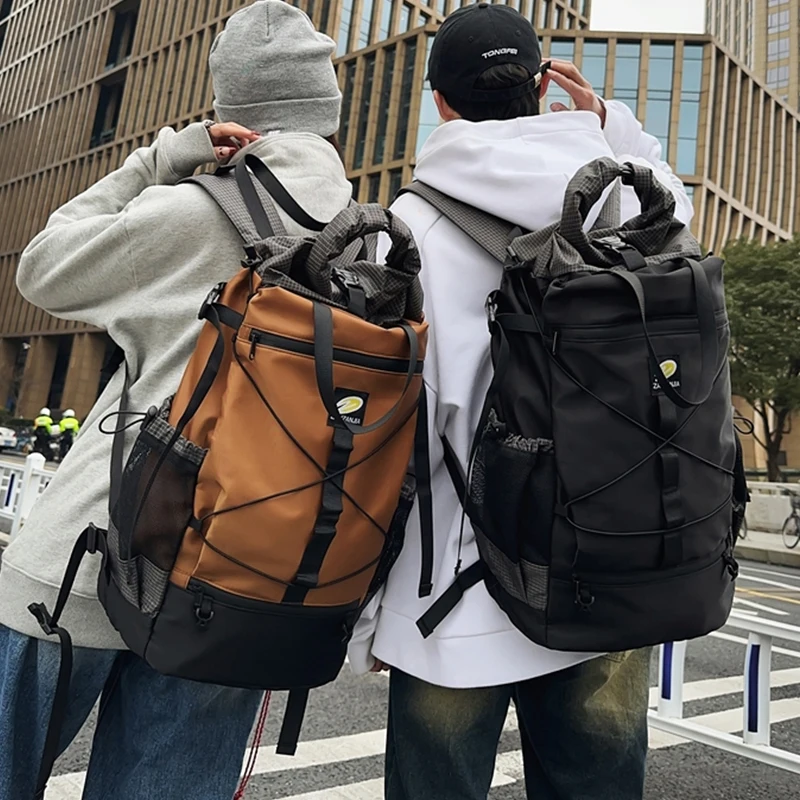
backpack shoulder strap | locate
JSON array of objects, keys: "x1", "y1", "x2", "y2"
[
  {"x1": 399, "y1": 182, "x2": 519, "y2": 263},
  {"x1": 186, "y1": 169, "x2": 287, "y2": 247}
]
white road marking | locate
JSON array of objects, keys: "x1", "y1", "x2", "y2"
[{"x1": 734, "y1": 597, "x2": 790, "y2": 616}]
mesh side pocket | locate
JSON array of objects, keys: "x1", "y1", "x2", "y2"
[
  {"x1": 109, "y1": 396, "x2": 206, "y2": 614},
  {"x1": 469, "y1": 410, "x2": 555, "y2": 567}
]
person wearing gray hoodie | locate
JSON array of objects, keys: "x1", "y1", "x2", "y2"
[{"x1": 0, "y1": 3, "x2": 351, "y2": 798}]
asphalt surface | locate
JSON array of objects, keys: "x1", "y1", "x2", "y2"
[{"x1": 2, "y1": 560, "x2": 783, "y2": 799}]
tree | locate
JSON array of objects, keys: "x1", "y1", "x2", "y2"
[{"x1": 723, "y1": 236, "x2": 800, "y2": 481}]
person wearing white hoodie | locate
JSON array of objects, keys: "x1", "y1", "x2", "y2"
[
  {"x1": 348, "y1": 5, "x2": 694, "y2": 800},
  {"x1": 0, "y1": 4, "x2": 352, "y2": 799}
]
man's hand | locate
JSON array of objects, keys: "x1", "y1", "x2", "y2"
[
  {"x1": 370, "y1": 659, "x2": 390, "y2": 673},
  {"x1": 540, "y1": 60, "x2": 607, "y2": 128},
  {"x1": 206, "y1": 122, "x2": 261, "y2": 163}
]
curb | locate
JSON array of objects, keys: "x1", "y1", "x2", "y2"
[{"x1": 735, "y1": 543, "x2": 800, "y2": 569}]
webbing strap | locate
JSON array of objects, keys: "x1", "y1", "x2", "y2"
[
  {"x1": 399, "y1": 182, "x2": 517, "y2": 263},
  {"x1": 416, "y1": 561, "x2": 484, "y2": 639},
  {"x1": 414, "y1": 383, "x2": 434, "y2": 598},
  {"x1": 187, "y1": 172, "x2": 286, "y2": 247},
  {"x1": 657, "y1": 395, "x2": 684, "y2": 567},
  {"x1": 277, "y1": 689, "x2": 310, "y2": 756},
  {"x1": 312, "y1": 302, "x2": 419, "y2": 435},
  {"x1": 608, "y1": 261, "x2": 719, "y2": 409},
  {"x1": 283, "y1": 426, "x2": 354, "y2": 603},
  {"x1": 29, "y1": 526, "x2": 106, "y2": 799}
]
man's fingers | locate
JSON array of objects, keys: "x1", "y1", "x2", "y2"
[
  {"x1": 539, "y1": 73, "x2": 552, "y2": 97},
  {"x1": 208, "y1": 122, "x2": 261, "y2": 144},
  {"x1": 550, "y1": 102, "x2": 569, "y2": 113},
  {"x1": 215, "y1": 146, "x2": 236, "y2": 162},
  {"x1": 547, "y1": 69, "x2": 592, "y2": 104},
  {"x1": 547, "y1": 59, "x2": 593, "y2": 90}
]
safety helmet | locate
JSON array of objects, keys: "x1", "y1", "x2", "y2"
[
  {"x1": 64, "y1": 409, "x2": 75, "y2": 418},
  {"x1": 40, "y1": 407, "x2": 51, "y2": 416}
]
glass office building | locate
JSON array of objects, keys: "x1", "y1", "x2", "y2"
[{"x1": 0, "y1": 0, "x2": 798, "y2": 429}]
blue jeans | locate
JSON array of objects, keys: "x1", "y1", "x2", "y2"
[
  {"x1": 0, "y1": 625, "x2": 263, "y2": 800},
  {"x1": 386, "y1": 650, "x2": 651, "y2": 800}
]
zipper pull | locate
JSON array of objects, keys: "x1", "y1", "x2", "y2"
[
  {"x1": 551, "y1": 330, "x2": 559, "y2": 355},
  {"x1": 573, "y1": 577, "x2": 595, "y2": 611},
  {"x1": 723, "y1": 551, "x2": 739, "y2": 580},
  {"x1": 193, "y1": 588, "x2": 215, "y2": 629},
  {"x1": 249, "y1": 331, "x2": 258, "y2": 361}
]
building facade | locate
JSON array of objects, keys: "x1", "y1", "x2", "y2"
[
  {"x1": 0, "y1": 0, "x2": 799, "y2": 469},
  {"x1": 707, "y1": 0, "x2": 800, "y2": 109}
]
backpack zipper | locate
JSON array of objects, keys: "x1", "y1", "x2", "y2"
[
  {"x1": 571, "y1": 541, "x2": 734, "y2": 608},
  {"x1": 248, "y1": 329, "x2": 422, "y2": 374}
]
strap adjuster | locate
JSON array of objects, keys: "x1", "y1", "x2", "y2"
[
  {"x1": 199, "y1": 282, "x2": 227, "y2": 320},
  {"x1": 86, "y1": 524, "x2": 99, "y2": 554},
  {"x1": 28, "y1": 603, "x2": 55, "y2": 636}
]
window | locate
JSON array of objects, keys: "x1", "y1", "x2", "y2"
[
  {"x1": 368, "y1": 173, "x2": 382, "y2": 202},
  {"x1": 106, "y1": 1, "x2": 140, "y2": 70},
  {"x1": 767, "y1": 37, "x2": 790, "y2": 62},
  {"x1": 373, "y1": 46, "x2": 396, "y2": 164},
  {"x1": 507, "y1": 0, "x2": 521, "y2": 9},
  {"x1": 676, "y1": 44, "x2": 703, "y2": 174},
  {"x1": 613, "y1": 43, "x2": 641, "y2": 114},
  {"x1": 353, "y1": 54, "x2": 376, "y2": 168},
  {"x1": 417, "y1": 35, "x2": 438, "y2": 153},
  {"x1": 350, "y1": 176, "x2": 360, "y2": 202},
  {"x1": 339, "y1": 61, "x2": 358, "y2": 150},
  {"x1": 546, "y1": 40, "x2": 575, "y2": 110},
  {"x1": 90, "y1": 77, "x2": 127, "y2": 148},
  {"x1": 645, "y1": 43, "x2": 674, "y2": 156},
  {"x1": 684, "y1": 185, "x2": 695, "y2": 205},
  {"x1": 435, "y1": 0, "x2": 446, "y2": 14},
  {"x1": 388, "y1": 168, "x2": 404, "y2": 201},
  {"x1": 767, "y1": 0, "x2": 787, "y2": 5},
  {"x1": 539, "y1": 0, "x2": 551, "y2": 29},
  {"x1": 582, "y1": 41, "x2": 608, "y2": 96},
  {"x1": 358, "y1": 0, "x2": 372, "y2": 48},
  {"x1": 337, "y1": 0, "x2": 354, "y2": 56},
  {"x1": 0, "y1": 0, "x2": 12, "y2": 56},
  {"x1": 767, "y1": 10, "x2": 790, "y2": 33},
  {"x1": 377, "y1": 0, "x2": 393, "y2": 41},
  {"x1": 767, "y1": 65, "x2": 790, "y2": 87},
  {"x1": 400, "y1": 3, "x2": 412, "y2": 31},
  {"x1": 394, "y1": 38, "x2": 417, "y2": 159}
]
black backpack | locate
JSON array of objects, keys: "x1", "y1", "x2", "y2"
[{"x1": 404, "y1": 158, "x2": 747, "y2": 652}]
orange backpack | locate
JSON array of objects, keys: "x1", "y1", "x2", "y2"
[{"x1": 31, "y1": 156, "x2": 429, "y2": 790}]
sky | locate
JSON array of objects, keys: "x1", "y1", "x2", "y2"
[{"x1": 591, "y1": 0, "x2": 706, "y2": 33}]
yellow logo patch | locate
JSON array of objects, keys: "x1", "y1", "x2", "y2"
[
  {"x1": 337, "y1": 396, "x2": 365, "y2": 416},
  {"x1": 660, "y1": 360, "x2": 678, "y2": 380}
]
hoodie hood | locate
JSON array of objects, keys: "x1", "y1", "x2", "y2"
[{"x1": 414, "y1": 110, "x2": 621, "y2": 231}]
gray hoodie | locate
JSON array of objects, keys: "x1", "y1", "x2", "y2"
[{"x1": 0, "y1": 123, "x2": 352, "y2": 648}]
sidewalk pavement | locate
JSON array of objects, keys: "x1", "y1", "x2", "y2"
[{"x1": 736, "y1": 529, "x2": 800, "y2": 569}]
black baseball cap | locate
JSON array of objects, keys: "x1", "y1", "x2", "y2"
[{"x1": 428, "y1": 3, "x2": 543, "y2": 103}]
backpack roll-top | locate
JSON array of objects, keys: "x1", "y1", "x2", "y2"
[
  {"x1": 406, "y1": 158, "x2": 746, "y2": 654},
  {"x1": 31, "y1": 156, "x2": 428, "y2": 780}
]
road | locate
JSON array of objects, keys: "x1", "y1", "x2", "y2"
[{"x1": 27, "y1": 560, "x2": 798, "y2": 799}]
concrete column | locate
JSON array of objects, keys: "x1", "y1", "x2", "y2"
[
  {"x1": 0, "y1": 338, "x2": 19, "y2": 411},
  {"x1": 61, "y1": 333, "x2": 106, "y2": 419},
  {"x1": 17, "y1": 336, "x2": 58, "y2": 419}
]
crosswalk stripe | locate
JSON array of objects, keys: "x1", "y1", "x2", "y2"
[
  {"x1": 734, "y1": 597, "x2": 790, "y2": 616},
  {"x1": 712, "y1": 630, "x2": 800, "y2": 658},
  {"x1": 648, "y1": 667, "x2": 800, "y2": 707}
]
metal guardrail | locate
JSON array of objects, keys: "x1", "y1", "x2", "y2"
[
  {"x1": 650, "y1": 611, "x2": 800, "y2": 773},
  {"x1": 0, "y1": 454, "x2": 53, "y2": 542}
]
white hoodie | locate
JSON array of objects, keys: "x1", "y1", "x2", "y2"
[{"x1": 348, "y1": 101, "x2": 694, "y2": 689}]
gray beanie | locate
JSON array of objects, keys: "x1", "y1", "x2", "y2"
[{"x1": 209, "y1": 1, "x2": 341, "y2": 136}]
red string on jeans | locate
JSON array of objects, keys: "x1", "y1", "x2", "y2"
[{"x1": 234, "y1": 691, "x2": 272, "y2": 799}]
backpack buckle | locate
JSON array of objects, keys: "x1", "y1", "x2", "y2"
[
  {"x1": 335, "y1": 269, "x2": 361, "y2": 288},
  {"x1": 199, "y1": 282, "x2": 226, "y2": 320}
]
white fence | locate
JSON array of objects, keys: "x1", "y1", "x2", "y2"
[
  {"x1": 0, "y1": 454, "x2": 53, "y2": 542},
  {"x1": 746, "y1": 483, "x2": 799, "y2": 533},
  {"x1": 650, "y1": 611, "x2": 800, "y2": 774}
]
